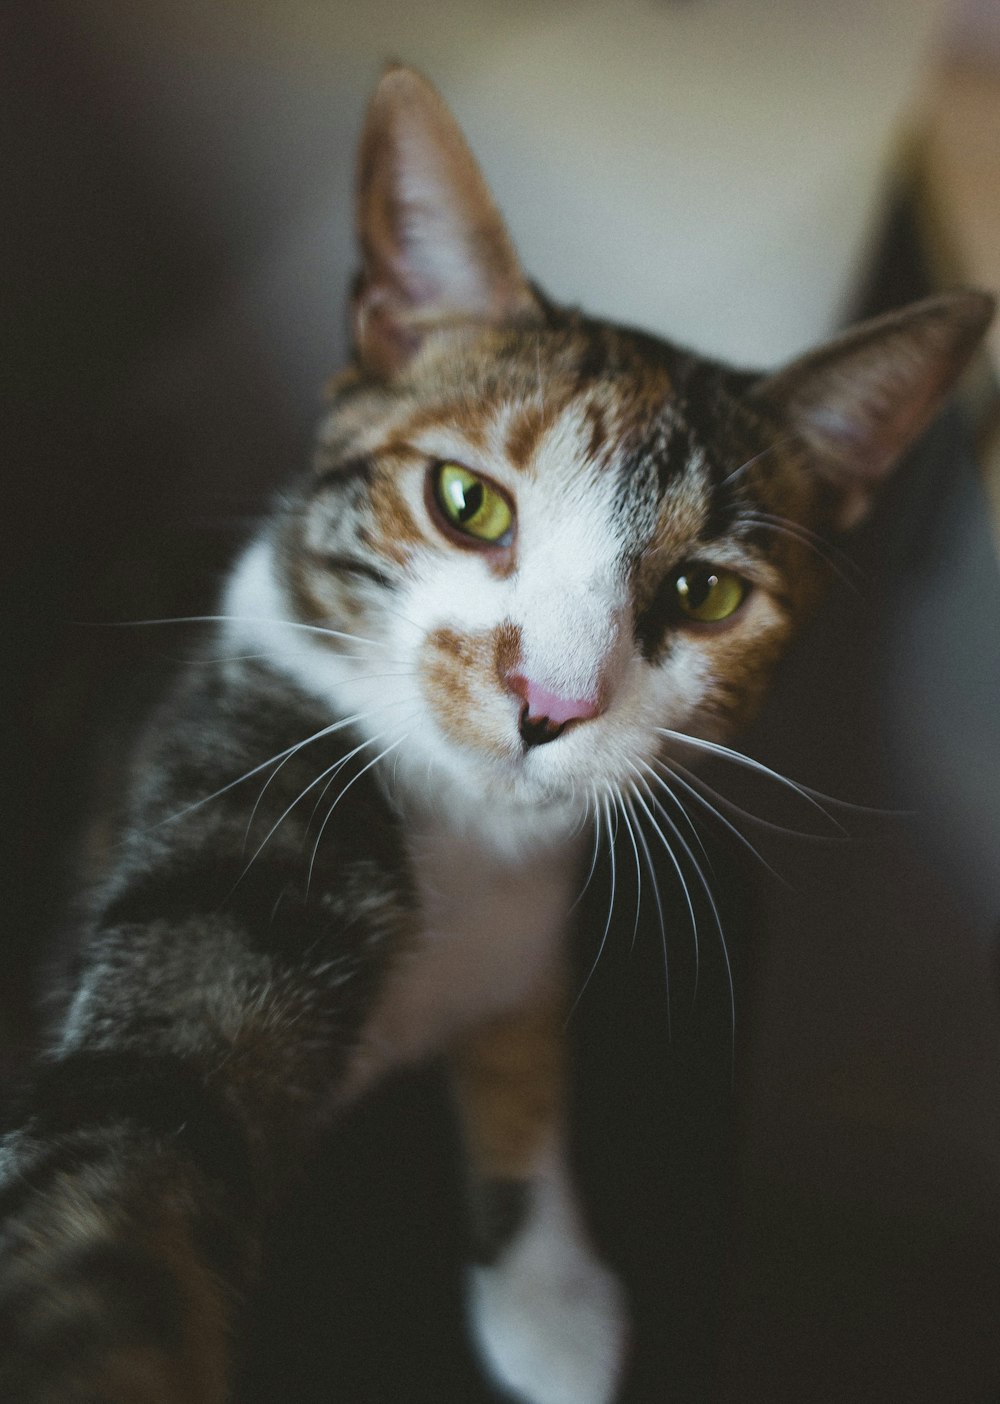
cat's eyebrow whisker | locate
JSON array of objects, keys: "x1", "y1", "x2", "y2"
[
  {"x1": 741, "y1": 512, "x2": 863, "y2": 593},
  {"x1": 567, "y1": 790, "x2": 618, "y2": 1024},
  {"x1": 647, "y1": 758, "x2": 792, "y2": 887},
  {"x1": 718, "y1": 437, "x2": 790, "y2": 487},
  {"x1": 656, "y1": 729, "x2": 849, "y2": 834}
]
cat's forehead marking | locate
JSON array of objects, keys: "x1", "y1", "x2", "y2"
[
  {"x1": 504, "y1": 400, "x2": 563, "y2": 474},
  {"x1": 649, "y1": 440, "x2": 714, "y2": 556},
  {"x1": 367, "y1": 454, "x2": 426, "y2": 563}
]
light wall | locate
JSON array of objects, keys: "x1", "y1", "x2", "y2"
[{"x1": 72, "y1": 0, "x2": 948, "y2": 413}]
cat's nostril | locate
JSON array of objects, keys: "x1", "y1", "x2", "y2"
[{"x1": 517, "y1": 703, "x2": 567, "y2": 749}]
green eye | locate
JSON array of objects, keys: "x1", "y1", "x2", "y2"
[
  {"x1": 674, "y1": 565, "x2": 747, "y2": 622},
  {"x1": 434, "y1": 463, "x2": 513, "y2": 545}
]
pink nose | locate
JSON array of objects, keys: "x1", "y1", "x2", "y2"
[{"x1": 506, "y1": 674, "x2": 602, "y2": 748}]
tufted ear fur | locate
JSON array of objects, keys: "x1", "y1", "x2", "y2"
[
  {"x1": 753, "y1": 290, "x2": 995, "y2": 531},
  {"x1": 353, "y1": 66, "x2": 541, "y2": 377}
]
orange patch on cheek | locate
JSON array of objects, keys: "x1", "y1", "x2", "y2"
[
  {"x1": 421, "y1": 626, "x2": 517, "y2": 759},
  {"x1": 492, "y1": 620, "x2": 522, "y2": 684},
  {"x1": 690, "y1": 609, "x2": 794, "y2": 733}
]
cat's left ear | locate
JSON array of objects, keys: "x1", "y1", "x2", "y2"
[
  {"x1": 353, "y1": 66, "x2": 541, "y2": 377},
  {"x1": 753, "y1": 290, "x2": 995, "y2": 530}
]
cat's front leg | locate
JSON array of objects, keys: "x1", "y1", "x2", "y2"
[
  {"x1": 0, "y1": 1051, "x2": 254, "y2": 1404},
  {"x1": 451, "y1": 996, "x2": 628, "y2": 1404}
]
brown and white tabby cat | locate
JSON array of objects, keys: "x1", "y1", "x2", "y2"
[{"x1": 0, "y1": 65, "x2": 992, "y2": 1404}]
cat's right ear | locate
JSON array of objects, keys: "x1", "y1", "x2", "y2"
[{"x1": 352, "y1": 66, "x2": 541, "y2": 377}]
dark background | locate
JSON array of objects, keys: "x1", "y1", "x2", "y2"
[{"x1": 4, "y1": 6, "x2": 1000, "y2": 1400}]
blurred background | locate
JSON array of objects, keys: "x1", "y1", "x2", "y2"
[{"x1": 3, "y1": 1, "x2": 1000, "y2": 1399}]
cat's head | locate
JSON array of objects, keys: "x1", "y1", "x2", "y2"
[{"x1": 261, "y1": 67, "x2": 993, "y2": 842}]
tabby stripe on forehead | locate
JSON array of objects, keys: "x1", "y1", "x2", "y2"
[
  {"x1": 316, "y1": 552, "x2": 395, "y2": 588},
  {"x1": 505, "y1": 401, "x2": 561, "y2": 472},
  {"x1": 313, "y1": 453, "x2": 375, "y2": 491},
  {"x1": 573, "y1": 322, "x2": 613, "y2": 385},
  {"x1": 656, "y1": 422, "x2": 697, "y2": 497},
  {"x1": 585, "y1": 402, "x2": 610, "y2": 467}
]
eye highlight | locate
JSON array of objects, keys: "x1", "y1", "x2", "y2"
[
  {"x1": 431, "y1": 463, "x2": 514, "y2": 546},
  {"x1": 673, "y1": 564, "x2": 748, "y2": 623}
]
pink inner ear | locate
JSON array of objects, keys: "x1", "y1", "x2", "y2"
[{"x1": 507, "y1": 675, "x2": 602, "y2": 726}]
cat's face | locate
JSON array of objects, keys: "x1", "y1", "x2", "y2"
[
  {"x1": 252, "y1": 67, "x2": 990, "y2": 845},
  {"x1": 277, "y1": 320, "x2": 823, "y2": 825}
]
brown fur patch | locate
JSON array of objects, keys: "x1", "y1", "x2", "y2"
[
  {"x1": 585, "y1": 401, "x2": 609, "y2": 466},
  {"x1": 392, "y1": 399, "x2": 492, "y2": 456},
  {"x1": 366, "y1": 466, "x2": 423, "y2": 565},
  {"x1": 140, "y1": 1206, "x2": 232, "y2": 1404},
  {"x1": 420, "y1": 627, "x2": 511, "y2": 759},
  {"x1": 491, "y1": 620, "x2": 522, "y2": 686},
  {"x1": 693, "y1": 606, "x2": 795, "y2": 734},
  {"x1": 451, "y1": 993, "x2": 565, "y2": 1178},
  {"x1": 505, "y1": 400, "x2": 558, "y2": 472}
]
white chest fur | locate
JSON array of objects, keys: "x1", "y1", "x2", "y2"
[{"x1": 342, "y1": 821, "x2": 585, "y2": 1103}]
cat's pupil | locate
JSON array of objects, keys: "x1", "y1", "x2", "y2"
[
  {"x1": 684, "y1": 570, "x2": 716, "y2": 607},
  {"x1": 455, "y1": 481, "x2": 483, "y2": 522}
]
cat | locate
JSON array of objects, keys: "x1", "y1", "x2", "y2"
[{"x1": 0, "y1": 63, "x2": 992, "y2": 1404}]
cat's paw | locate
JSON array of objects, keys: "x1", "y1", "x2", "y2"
[{"x1": 467, "y1": 1177, "x2": 628, "y2": 1404}]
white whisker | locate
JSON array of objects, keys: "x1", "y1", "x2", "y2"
[
  {"x1": 569, "y1": 787, "x2": 603, "y2": 915},
  {"x1": 617, "y1": 791, "x2": 644, "y2": 954},
  {"x1": 307, "y1": 731, "x2": 414, "y2": 892},
  {"x1": 719, "y1": 436, "x2": 790, "y2": 486},
  {"x1": 568, "y1": 790, "x2": 617, "y2": 1023},
  {"x1": 141, "y1": 714, "x2": 374, "y2": 838},
  {"x1": 636, "y1": 757, "x2": 713, "y2": 873},
  {"x1": 630, "y1": 763, "x2": 734, "y2": 1052},
  {"x1": 627, "y1": 768, "x2": 695, "y2": 1003},
  {"x1": 624, "y1": 788, "x2": 672, "y2": 1033},
  {"x1": 648, "y1": 758, "x2": 792, "y2": 887},
  {"x1": 742, "y1": 511, "x2": 862, "y2": 592},
  {"x1": 242, "y1": 696, "x2": 417, "y2": 853},
  {"x1": 240, "y1": 729, "x2": 392, "y2": 884},
  {"x1": 656, "y1": 729, "x2": 848, "y2": 834}
]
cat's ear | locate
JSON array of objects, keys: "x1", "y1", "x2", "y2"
[
  {"x1": 753, "y1": 291, "x2": 995, "y2": 531},
  {"x1": 353, "y1": 66, "x2": 541, "y2": 376}
]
